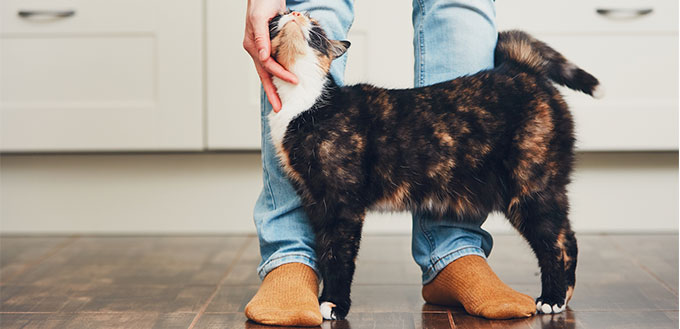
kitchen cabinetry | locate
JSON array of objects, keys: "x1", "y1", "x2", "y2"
[
  {"x1": 2, "y1": 0, "x2": 676, "y2": 152},
  {"x1": 205, "y1": 0, "x2": 262, "y2": 150},
  {"x1": 1, "y1": 0, "x2": 203, "y2": 151}
]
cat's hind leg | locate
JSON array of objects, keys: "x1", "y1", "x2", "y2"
[{"x1": 505, "y1": 189, "x2": 576, "y2": 314}]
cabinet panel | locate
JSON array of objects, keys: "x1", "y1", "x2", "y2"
[
  {"x1": 206, "y1": 0, "x2": 262, "y2": 150},
  {"x1": 542, "y1": 35, "x2": 678, "y2": 150},
  {"x1": 497, "y1": 1, "x2": 678, "y2": 151},
  {"x1": 1, "y1": 0, "x2": 156, "y2": 33},
  {"x1": 2, "y1": 36, "x2": 155, "y2": 106},
  {"x1": 496, "y1": 0, "x2": 677, "y2": 34},
  {"x1": 0, "y1": 0, "x2": 203, "y2": 151}
]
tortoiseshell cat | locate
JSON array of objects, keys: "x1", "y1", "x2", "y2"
[{"x1": 267, "y1": 11, "x2": 601, "y2": 320}]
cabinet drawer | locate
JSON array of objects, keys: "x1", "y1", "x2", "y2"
[
  {"x1": 497, "y1": 0, "x2": 678, "y2": 34},
  {"x1": 543, "y1": 34, "x2": 678, "y2": 150},
  {"x1": 1, "y1": 0, "x2": 155, "y2": 34},
  {"x1": 497, "y1": 1, "x2": 679, "y2": 151},
  {"x1": 1, "y1": 0, "x2": 203, "y2": 151}
]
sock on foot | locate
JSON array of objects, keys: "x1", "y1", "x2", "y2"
[
  {"x1": 422, "y1": 255, "x2": 536, "y2": 319},
  {"x1": 245, "y1": 263, "x2": 323, "y2": 326}
]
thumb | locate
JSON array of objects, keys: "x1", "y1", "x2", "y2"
[{"x1": 253, "y1": 20, "x2": 271, "y2": 62}]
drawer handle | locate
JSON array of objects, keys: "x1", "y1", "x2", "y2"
[
  {"x1": 18, "y1": 10, "x2": 76, "y2": 18},
  {"x1": 596, "y1": 8, "x2": 653, "y2": 19}
]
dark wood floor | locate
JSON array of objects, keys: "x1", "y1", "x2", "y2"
[{"x1": 0, "y1": 233, "x2": 677, "y2": 329}]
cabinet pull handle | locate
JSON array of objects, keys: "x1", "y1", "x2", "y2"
[
  {"x1": 596, "y1": 8, "x2": 653, "y2": 19},
  {"x1": 18, "y1": 10, "x2": 76, "y2": 18}
]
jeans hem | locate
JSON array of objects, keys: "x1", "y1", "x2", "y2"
[
  {"x1": 257, "y1": 253, "x2": 320, "y2": 280},
  {"x1": 421, "y1": 246, "x2": 486, "y2": 285}
]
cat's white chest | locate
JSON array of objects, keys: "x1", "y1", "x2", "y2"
[{"x1": 267, "y1": 52, "x2": 327, "y2": 147}]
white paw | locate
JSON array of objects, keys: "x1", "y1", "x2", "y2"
[
  {"x1": 540, "y1": 303, "x2": 553, "y2": 314},
  {"x1": 536, "y1": 301, "x2": 566, "y2": 314},
  {"x1": 320, "y1": 301, "x2": 336, "y2": 320},
  {"x1": 552, "y1": 303, "x2": 566, "y2": 313}
]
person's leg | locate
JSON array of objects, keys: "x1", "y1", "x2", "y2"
[
  {"x1": 246, "y1": 0, "x2": 354, "y2": 326},
  {"x1": 411, "y1": 0, "x2": 535, "y2": 319}
]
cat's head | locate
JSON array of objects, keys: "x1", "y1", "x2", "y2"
[{"x1": 269, "y1": 10, "x2": 350, "y2": 75}]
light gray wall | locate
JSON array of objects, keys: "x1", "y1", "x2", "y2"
[{"x1": 1, "y1": 152, "x2": 677, "y2": 234}]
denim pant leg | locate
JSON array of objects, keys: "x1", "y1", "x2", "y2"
[
  {"x1": 254, "y1": 0, "x2": 354, "y2": 280},
  {"x1": 410, "y1": 0, "x2": 498, "y2": 284}
]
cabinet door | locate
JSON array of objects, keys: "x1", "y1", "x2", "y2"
[
  {"x1": 1, "y1": 0, "x2": 203, "y2": 151},
  {"x1": 496, "y1": 0, "x2": 679, "y2": 151},
  {"x1": 206, "y1": 0, "x2": 262, "y2": 150}
]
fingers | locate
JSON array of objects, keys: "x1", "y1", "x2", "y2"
[
  {"x1": 242, "y1": 0, "x2": 296, "y2": 113},
  {"x1": 247, "y1": 17, "x2": 297, "y2": 84},
  {"x1": 251, "y1": 15, "x2": 271, "y2": 62},
  {"x1": 255, "y1": 63, "x2": 282, "y2": 112},
  {"x1": 261, "y1": 57, "x2": 298, "y2": 84}
]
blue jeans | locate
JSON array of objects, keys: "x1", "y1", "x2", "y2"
[{"x1": 254, "y1": 0, "x2": 497, "y2": 284}]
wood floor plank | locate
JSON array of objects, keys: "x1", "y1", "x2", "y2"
[
  {"x1": 193, "y1": 312, "x2": 453, "y2": 329},
  {"x1": 1, "y1": 236, "x2": 249, "y2": 313},
  {"x1": 8, "y1": 236, "x2": 249, "y2": 286},
  {"x1": 353, "y1": 236, "x2": 422, "y2": 285},
  {"x1": 415, "y1": 312, "x2": 453, "y2": 329},
  {"x1": 575, "y1": 311, "x2": 677, "y2": 329},
  {"x1": 605, "y1": 234, "x2": 679, "y2": 295},
  {"x1": 203, "y1": 285, "x2": 257, "y2": 313},
  {"x1": 0, "y1": 312, "x2": 196, "y2": 329},
  {"x1": 193, "y1": 313, "x2": 275, "y2": 329},
  {"x1": 0, "y1": 234, "x2": 676, "y2": 329},
  {"x1": 337, "y1": 312, "x2": 420, "y2": 329},
  {"x1": 222, "y1": 239, "x2": 262, "y2": 286},
  {"x1": 450, "y1": 310, "x2": 538, "y2": 329},
  {"x1": 0, "y1": 236, "x2": 75, "y2": 284},
  {"x1": 340, "y1": 284, "x2": 449, "y2": 313},
  {"x1": 568, "y1": 282, "x2": 678, "y2": 312}
]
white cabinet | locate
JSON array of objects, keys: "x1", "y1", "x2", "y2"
[
  {"x1": 0, "y1": 0, "x2": 203, "y2": 151},
  {"x1": 496, "y1": 0, "x2": 679, "y2": 151},
  {"x1": 3, "y1": 0, "x2": 675, "y2": 151},
  {"x1": 205, "y1": 0, "x2": 262, "y2": 150}
]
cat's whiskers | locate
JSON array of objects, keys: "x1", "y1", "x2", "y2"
[{"x1": 308, "y1": 26, "x2": 332, "y2": 45}]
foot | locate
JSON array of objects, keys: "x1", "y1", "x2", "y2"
[
  {"x1": 245, "y1": 263, "x2": 323, "y2": 326},
  {"x1": 422, "y1": 255, "x2": 536, "y2": 319}
]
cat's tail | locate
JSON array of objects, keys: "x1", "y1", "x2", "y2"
[{"x1": 495, "y1": 30, "x2": 603, "y2": 98}]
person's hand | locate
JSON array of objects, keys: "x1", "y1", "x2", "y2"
[{"x1": 243, "y1": 0, "x2": 298, "y2": 112}]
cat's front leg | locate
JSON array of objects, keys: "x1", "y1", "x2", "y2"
[{"x1": 314, "y1": 211, "x2": 365, "y2": 320}]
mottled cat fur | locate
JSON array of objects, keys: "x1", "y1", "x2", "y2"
[{"x1": 267, "y1": 11, "x2": 601, "y2": 320}]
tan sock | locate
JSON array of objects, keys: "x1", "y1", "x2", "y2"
[
  {"x1": 422, "y1": 255, "x2": 535, "y2": 319},
  {"x1": 245, "y1": 263, "x2": 322, "y2": 327}
]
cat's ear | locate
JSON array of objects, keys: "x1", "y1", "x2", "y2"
[{"x1": 330, "y1": 40, "x2": 351, "y2": 59}]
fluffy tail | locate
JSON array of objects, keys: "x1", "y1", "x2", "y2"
[{"x1": 495, "y1": 30, "x2": 603, "y2": 98}]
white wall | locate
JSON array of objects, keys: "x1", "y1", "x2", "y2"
[{"x1": 1, "y1": 152, "x2": 676, "y2": 234}]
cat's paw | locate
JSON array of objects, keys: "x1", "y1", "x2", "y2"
[
  {"x1": 535, "y1": 296, "x2": 567, "y2": 314},
  {"x1": 319, "y1": 301, "x2": 348, "y2": 320},
  {"x1": 320, "y1": 301, "x2": 336, "y2": 320}
]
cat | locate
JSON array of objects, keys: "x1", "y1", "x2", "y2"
[{"x1": 266, "y1": 10, "x2": 601, "y2": 320}]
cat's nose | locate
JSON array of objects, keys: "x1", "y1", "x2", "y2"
[{"x1": 291, "y1": 12, "x2": 301, "y2": 17}]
